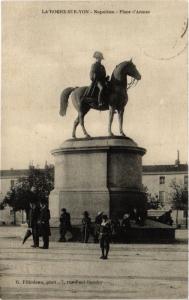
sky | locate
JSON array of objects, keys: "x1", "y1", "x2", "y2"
[{"x1": 1, "y1": 0, "x2": 188, "y2": 169}]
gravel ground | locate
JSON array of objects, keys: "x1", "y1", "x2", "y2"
[{"x1": 0, "y1": 227, "x2": 188, "y2": 300}]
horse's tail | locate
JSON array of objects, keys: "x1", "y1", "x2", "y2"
[{"x1": 59, "y1": 87, "x2": 77, "y2": 116}]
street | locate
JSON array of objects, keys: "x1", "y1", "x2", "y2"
[{"x1": 0, "y1": 227, "x2": 188, "y2": 299}]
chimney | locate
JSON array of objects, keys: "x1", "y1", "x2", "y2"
[{"x1": 175, "y1": 150, "x2": 180, "y2": 167}]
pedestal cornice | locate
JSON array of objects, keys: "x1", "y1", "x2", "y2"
[{"x1": 51, "y1": 136, "x2": 146, "y2": 156}]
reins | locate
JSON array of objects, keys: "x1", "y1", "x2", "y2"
[{"x1": 127, "y1": 78, "x2": 138, "y2": 90}]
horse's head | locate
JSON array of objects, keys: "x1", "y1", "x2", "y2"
[
  {"x1": 111, "y1": 59, "x2": 141, "y2": 85},
  {"x1": 126, "y1": 59, "x2": 141, "y2": 80}
]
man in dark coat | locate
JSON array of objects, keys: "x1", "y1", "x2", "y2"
[
  {"x1": 99, "y1": 214, "x2": 112, "y2": 260},
  {"x1": 94, "y1": 211, "x2": 103, "y2": 243},
  {"x1": 59, "y1": 208, "x2": 72, "y2": 242},
  {"x1": 121, "y1": 213, "x2": 131, "y2": 243},
  {"x1": 27, "y1": 187, "x2": 40, "y2": 248},
  {"x1": 89, "y1": 51, "x2": 106, "y2": 107},
  {"x1": 110, "y1": 217, "x2": 121, "y2": 243},
  {"x1": 38, "y1": 202, "x2": 51, "y2": 249},
  {"x1": 122, "y1": 213, "x2": 131, "y2": 230},
  {"x1": 81, "y1": 211, "x2": 92, "y2": 243}
]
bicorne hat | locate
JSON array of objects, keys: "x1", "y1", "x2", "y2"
[{"x1": 93, "y1": 51, "x2": 104, "y2": 59}]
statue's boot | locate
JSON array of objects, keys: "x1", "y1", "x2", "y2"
[{"x1": 98, "y1": 90, "x2": 103, "y2": 107}]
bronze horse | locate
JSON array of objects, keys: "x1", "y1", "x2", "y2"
[{"x1": 60, "y1": 60, "x2": 141, "y2": 138}]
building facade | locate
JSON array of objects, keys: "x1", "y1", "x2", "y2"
[
  {"x1": 0, "y1": 169, "x2": 29, "y2": 201},
  {"x1": 0, "y1": 162, "x2": 188, "y2": 225},
  {"x1": 142, "y1": 163, "x2": 188, "y2": 208}
]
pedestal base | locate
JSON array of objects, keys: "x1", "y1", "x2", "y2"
[{"x1": 49, "y1": 136, "x2": 146, "y2": 226}]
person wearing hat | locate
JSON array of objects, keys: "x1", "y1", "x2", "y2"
[
  {"x1": 122, "y1": 213, "x2": 131, "y2": 230},
  {"x1": 38, "y1": 201, "x2": 51, "y2": 249},
  {"x1": 27, "y1": 186, "x2": 40, "y2": 248},
  {"x1": 121, "y1": 213, "x2": 131, "y2": 242},
  {"x1": 81, "y1": 211, "x2": 92, "y2": 243},
  {"x1": 99, "y1": 214, "x2": 112, "y2": 259},
  {"x1": 59, "y1": 208, "x2": 72, "y2": 242},
  {"x1": 94, "y1": 211, "x2": 104, "y2": 243},
  {"x1": 89, "y1": 51, "x2": 106, "y2": 107},
  {"x1": 110, "y1": 216, "x2": 121, "y2": 243}
]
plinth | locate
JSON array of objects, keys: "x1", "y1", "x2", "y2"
[{"x1": 49, "y1": 136, "x2": 146, "y2": 226}]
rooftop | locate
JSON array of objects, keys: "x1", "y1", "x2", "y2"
[
  {"x1": 0, "y1": 167, "x2": 54, "y2": 178},
  {"x1": 142, "y1": 164, "x2": 188, "y2": 173},
  {"x1": 0, "y1": 169, "x2": 29, "y2": 177},
  {"x1": 0, "y1": 163, "x2": 188, "y2": 177}
]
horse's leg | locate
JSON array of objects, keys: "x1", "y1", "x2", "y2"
[
  {"x1": 108, "y1": 106, "x2": 115, "y2": 136},
  {"x1": 118, "y1": 109, "x2": 126, "y2": 136},
  {"x1": 79, "y1": 109, "x2": 90, "y2": 138},
  {"x1": 72, "y1": 88, "x2": 90, "y2": 138},
  {"x1": 72, "y1": 115, "x2": 79, "y2": 139}
]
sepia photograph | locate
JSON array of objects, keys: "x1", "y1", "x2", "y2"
[{"x1": 0, "y1": 0, "x2": 188, "y2": 299}]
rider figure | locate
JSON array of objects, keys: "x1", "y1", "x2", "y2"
[{"x1": 90, "y1": 51, "x2": 106, "y2": 107}]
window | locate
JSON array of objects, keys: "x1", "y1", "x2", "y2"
[
  {"x1": 159, "y1": 176, "x2": 165, "y2": 184},
  {"x1": 184, "y1": 175, "x2": 188, "y2": 186},
  {"x1": 159, "y1": 191, "x2": 165, "y2": 204},
  {"x1": 10, "y1": 180, "x2": 15, "y2": 188},
  {"x1": 184, "y1": 210, "x2": 188, "y2": 218}
]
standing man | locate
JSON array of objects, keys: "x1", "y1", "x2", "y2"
[
  {"x1": 81, "y1": 211, "x2": 92, "y2": 243},
  {"x1": 110, "y1": 217, "x2": 121, "y2": 243},
  {"x1": 38, "y1": 201, "x2": 51, "y2": 249},
  {"x1": 121, "y1": 213, "x2": 131, "y2": 242},
  {"x1": 59, "y1": 208, "x2": 72, "y2": 242},
  {"x1": 90, "y1": 51, "x2": 106, "y2": 107},
  {"x1": 122, "y1": 213, "x2": 131, "y2": 230},
  {"x1": 99, "y1": 214, "x2": 112, "y2": 260},
  {"x1": 28, "y1": 187, "x2": 40, "y2": 248},
  {"x1": 94, "y1": 211, "x2": 103, "y2": 243}
]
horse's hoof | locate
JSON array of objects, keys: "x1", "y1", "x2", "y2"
[
  {"x1": 121, "y1": 133, "x2": 127, "y2": 137},
  {"x1": 85, "y1": 135, "x2": 91, "y2": 138},
  {"x1": 109, "y1": 133, "x2": 114, "y2": 137}
]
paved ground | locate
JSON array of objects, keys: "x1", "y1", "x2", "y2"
[{"x1": 0, "y1": 227, "x2": 188, "y2": 299}]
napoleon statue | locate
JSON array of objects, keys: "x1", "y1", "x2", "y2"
[
  {"x1": 60, "y1": 51, "x2": 141, "y2": 138},
  {"x1": 87, "y1": 51, "x2": 107, "y2": 107}
]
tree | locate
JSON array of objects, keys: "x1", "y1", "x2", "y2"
[
  {"x1": 3, "y1": 164, "x2": 54, "y2": 215},
  {"x1": 142, "y1": 185, "x2": 163, "y2": 210},
  {"x1": 147, "y1": 194, "x2": 163, "y2": 210},
  {"x1": 170, "y1": 179, "x2": 188, "y2": 227}
]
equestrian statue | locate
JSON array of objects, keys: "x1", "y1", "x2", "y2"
[{"x1": 60, "y1": 52, "x2": 141, "y2": 138}]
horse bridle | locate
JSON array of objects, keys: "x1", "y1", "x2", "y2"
[{"x1": 127, "y1": 78, "x2": 138, "y2": 90}]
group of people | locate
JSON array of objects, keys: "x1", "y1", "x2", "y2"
[
  {"x1": 26, "y1": 187, "x2": 143, "y2": 259},
  {"x1": 27, "y1": 187, "x2": 51, "y2": 249},
  {"x1": 59, "y1": 209, "x2": 132, "y2": 260}
]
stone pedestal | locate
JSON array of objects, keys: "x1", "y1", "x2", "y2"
[{"x1": 49, "y1": 136, "x2": 146, "y2": 226}]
